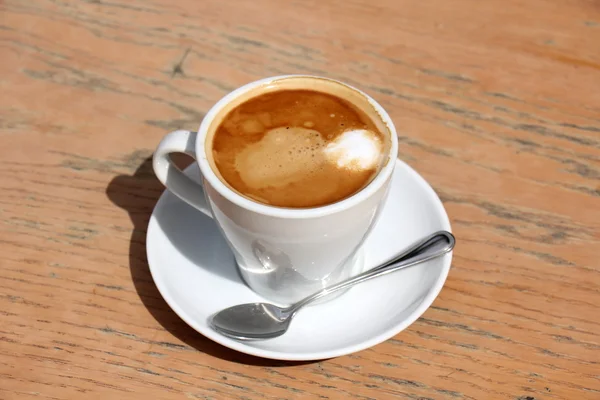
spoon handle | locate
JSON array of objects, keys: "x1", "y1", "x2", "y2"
[
  {"x1": 376, "y1": 230, "x2": 455, "y2": 270},
  {"x1": 286, "y1": 231, "x2": 455, "y2": 315}
]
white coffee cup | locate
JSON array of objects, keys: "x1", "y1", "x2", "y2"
[{"x1": 153, "y1": 75, "x2": 398, "y2": 305}]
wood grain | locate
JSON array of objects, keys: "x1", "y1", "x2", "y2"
[{"x1": 1, "y1": 0, "x2": 599, "y2": 399}]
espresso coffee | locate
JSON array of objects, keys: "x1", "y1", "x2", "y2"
[{"x1": 209, "y1": 87, "x2": 389, "y2": 208}]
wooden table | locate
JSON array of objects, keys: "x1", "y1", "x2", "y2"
[{"x1": 2, "y1": 0, "x2": 599, "y2": 398}]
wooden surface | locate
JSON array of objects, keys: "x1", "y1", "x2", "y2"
[{"x1": 1, "y1": 0, "x2": 599, "y2": 398}]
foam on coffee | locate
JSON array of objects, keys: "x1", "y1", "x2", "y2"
[
  {"x1": 209, "y1": 87, "x2": 389, "y2": 208},
  {"x1": 235, "y1": 127, "x2": 327, "y2": 189},
  {"x1": 324, "y1": 129, "x2": 383, "y2": 170}
]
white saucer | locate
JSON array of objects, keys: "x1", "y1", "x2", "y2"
[{"x1": 147, "y1": 160, "x2": 452, "y2": 360}]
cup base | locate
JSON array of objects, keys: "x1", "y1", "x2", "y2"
[
  {"x1": 236, "y1": 248, "x2": 367, "y2": 306},
  {"x1": 307, "y1": 249, "x2": 366, "y2": 307}
]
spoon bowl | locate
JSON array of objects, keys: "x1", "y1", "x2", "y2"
[{"x1": 208, "y1": 303, "x2": 291, "y2": 340}]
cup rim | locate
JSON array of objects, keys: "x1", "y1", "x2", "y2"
[{"x1": 196, "y1": 75, "x2": 398, "y2": 219}]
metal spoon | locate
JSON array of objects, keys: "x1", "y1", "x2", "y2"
[{"x1": 209, "y1": 230, "x2": 455, "y2": 340}]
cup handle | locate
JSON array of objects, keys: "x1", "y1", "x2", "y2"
[{"x1": 152, "y1": 130, "x2": 213, "y2": 217}]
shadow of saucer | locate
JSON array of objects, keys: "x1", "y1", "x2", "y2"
[{"x1": 106, "y1": 154, "x2": 316, "y2": 366}]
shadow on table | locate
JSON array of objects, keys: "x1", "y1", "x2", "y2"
[{"x1": 106, "y1": 154, "x2": 316, "y2": 367}]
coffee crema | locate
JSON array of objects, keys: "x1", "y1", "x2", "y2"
[{"x1": 209, "y1": 88, "x2": 389, "y2": 208}]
